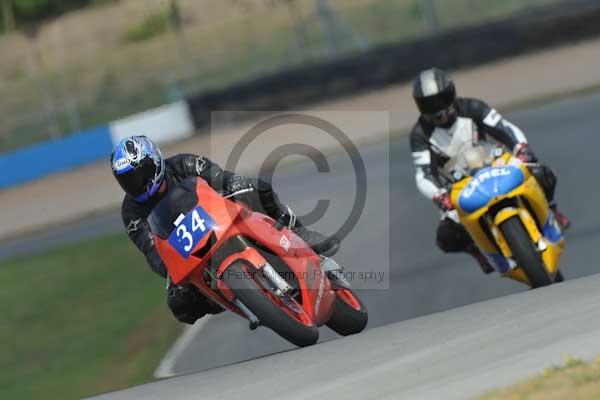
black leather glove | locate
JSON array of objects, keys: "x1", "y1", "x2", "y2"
[
  {"x1": 433, "y1": 191, "x2": 455, "y2": 212},
  {"x1": 514, "y1": 143, "x2": 538, "y2": 163},
  {"x1": 224, "y1": 175, "x2": 254, "y2": 195}
]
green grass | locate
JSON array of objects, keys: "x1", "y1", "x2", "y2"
[
  {"x1": 0, "y1": 233, "x2": 182, "y2": 400},
  {"x1": 476, "y1": 356, "x2": 600, "y2": 400}
]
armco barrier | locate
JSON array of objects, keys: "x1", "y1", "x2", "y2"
[
  {"x1": 0, "y1": 125, "x2": 113, "y2": 189},
  {"x1": 0, "y1": 101, "x2": 194, "y2": 189},
  {"x1": 187, "y1": 0, "x2": 600, "y2": 129},
  {"x1": 109, "y1": 101, "x2": 194, "y2": 145}
]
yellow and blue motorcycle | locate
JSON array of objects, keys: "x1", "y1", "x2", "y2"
[{"x1": 448, "y1": 145, "x2": 565, "y2": 288}]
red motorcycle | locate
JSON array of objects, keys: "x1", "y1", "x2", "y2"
[{"x1": 148, "y1": 177, "x2": 368, "y2": 347}]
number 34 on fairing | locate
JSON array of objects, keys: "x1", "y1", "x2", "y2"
[{"x1": 168, "y1": 207, "x2": 215, "y2": 258}]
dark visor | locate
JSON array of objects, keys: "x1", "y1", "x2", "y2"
[
  {"x1": 115, "y1": 159, "x2": 155, "y2": 197},
  {"x1": 418, "y1": 90, "x2": 455, "y2": 114}
]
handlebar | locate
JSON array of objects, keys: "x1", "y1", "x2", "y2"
[{"x1": 223, "y1": 187, "x2": 255, "y2": 199}]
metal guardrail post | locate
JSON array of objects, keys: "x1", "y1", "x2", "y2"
[
  {"x1": 418, "y1": 0, "x2": 440, "y2": 34},
  {"x1": 316, "y1": 0, "x2": 368, "y2": 56}
]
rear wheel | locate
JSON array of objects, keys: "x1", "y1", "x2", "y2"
[
  {"x1": 222, "y1": 260, "x2": 319, "y2": 347},
  {"x1": 326, "y1": 288, "x2": 368, "y2": 336},
  {"x1": 499, "y1": 216, "x2": 552, "y2": 288}
]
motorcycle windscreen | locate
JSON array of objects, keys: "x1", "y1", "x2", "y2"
[
  {"x1": 148, "y1": 177, "x2": 200, "y2": 240},
  {"x1": 148, "y1": 178, "x2": 219, "y2": 282},
  {"x1": 458, "y1": 166, "x2": 525, "y2": 213},
  {"x1": 149, "y1": 178, "x2": 221, "y2": 255},
  {"x1": 148, "y1": 177, "x2": 243, "y2": 283}
]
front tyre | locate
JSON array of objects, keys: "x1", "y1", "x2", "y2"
[
  {"x1": 499, "y1": 216, "x2": 552, "y2": 288},
  {"x1": 222, "y1": 260, "x2": 319, "y2": 347},
  {"x1": 326, "y1": 288, "x2": 368, "y2": 336}
]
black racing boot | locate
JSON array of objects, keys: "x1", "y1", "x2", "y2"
[
  {"x1": 204, "y1": 298, "x2": 225, "y2": 315},
  {"x1": 466, "y1": 244, "x2": 495, "y2": 274},
  {"x1": 292, "y1": 226, "x2": 340, "y2": 257},
  {"x1": 277, "y1": 206, "x2": 340, "y2": 257},
  {"x1": 167, "y1": 282, "x2": 223, "y2": 324}
]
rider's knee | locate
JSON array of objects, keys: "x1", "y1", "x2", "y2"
[
  {"x1": 529, "y1": 164, "x2": 557, "y2": 201},
  {"x1": 436, "y1": 219, "x2": 472, "y2": 253}
]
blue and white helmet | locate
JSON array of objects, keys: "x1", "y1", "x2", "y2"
[{"x1": 110, "y1": 136, "x2": 165, "y2": 202}]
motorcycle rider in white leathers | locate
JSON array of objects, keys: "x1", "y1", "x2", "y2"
[{"x1": 409, "y1": 68, "x2": 569, "y2": 273}]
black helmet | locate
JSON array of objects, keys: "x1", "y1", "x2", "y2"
[
  {"x1": 110, "y1": 136, "x2": 165, "y2": 202},
  {"x1": 413, "y1": 68, "x2": 457, "y2": 127}
]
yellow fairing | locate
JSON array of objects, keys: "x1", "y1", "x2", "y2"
[{"x1": 450, "y1": 155, "x2": 565, "y2": 286}]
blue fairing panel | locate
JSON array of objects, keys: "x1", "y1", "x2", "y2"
[
  {"x1": 458, "y1": 166, "x2": 524, "y2": 213},
  {"x1": 543, "y1": 213, "x2": 564, "y2": 244},
  {"x1": 168, "y1": 206, "x2": 216, "y2": 259},
  {"x1": 487, "y1": 253, "x2": 510, "y2": 274}
]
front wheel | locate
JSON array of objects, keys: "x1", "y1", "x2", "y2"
[
  {"x1": 326, "y1": 288, "x2": 368, "y2": 336},
  {"x1": 222, "y1": 260, "x2": 319, "y2": 347},
  {"x1": 499, "y1": 216, "x2": 552, "y2": 288}
]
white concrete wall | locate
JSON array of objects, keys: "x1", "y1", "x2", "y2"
[{"x1": 109, "y1": 101, "x2": 194, "y2": 145}]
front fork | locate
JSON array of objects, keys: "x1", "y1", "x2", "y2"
[
  {"x1": 229, "y1": 256, "x2": 350, "y2": 330},
  {"x1": 486, "y1": 207, "x2": 552, "y2": 284},
  {"x1": 232, "y1": 298, "x2": 260, "y2": 330},
  {"x1": 235, "y1": 262, "x2": 295, "y2": 330},
  {"x1": 490, "y1": 207, "x2": 544, "y2": 262}
]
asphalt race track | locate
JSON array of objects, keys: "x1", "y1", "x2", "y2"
[
  {"x1": 89, "y1": 274, "x2": 600, "y2": 400},
  {"x1": 151, "y1": 92, "x2": 600, "y2": 376},
  {"x1": 5, "y1": 92, "x2": 600, "y2": 397}
]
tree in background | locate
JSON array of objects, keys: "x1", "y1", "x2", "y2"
[
  {"x1": 15, "y1": 0, "x2": 93, "y2": 22},
  {"x1": 0, "y1": 0, "x2": 111, "y2": 32},
  {"x1": 1, "y1": 0, "x2": 15, "y2": 32}
]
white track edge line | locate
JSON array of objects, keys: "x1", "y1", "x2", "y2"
[{"x1": 154, "y1": 315, "x2": 213, "y2": 379}]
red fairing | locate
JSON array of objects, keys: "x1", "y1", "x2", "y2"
[
  {"x1": 154, "y1": 179, "x2": 243, "y2": 284},
  {"x1": 234, "y1": 212, "x2": 335, "y2": 325},
  {"x1": 152, "y1": 177, "x2": 337, "y2": 328}
]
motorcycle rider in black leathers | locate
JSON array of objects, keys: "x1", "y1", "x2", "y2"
[
  {"x1": 111, "y1": 136, "x2": 340, "y2": 324},
  {"x1": 409, "y1": 68, "x2": 569, "y2": 273}
]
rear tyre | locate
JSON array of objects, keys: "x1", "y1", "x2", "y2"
[
  {"x1": 223, "y1": 260, "x2": 319, "y2": 347},
  {"x1": 499, "y1": 216, "x2": 552, "y2": 288},
  {"x1": 326, "y1": 289, "x2": 368, "y2": 336}
]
